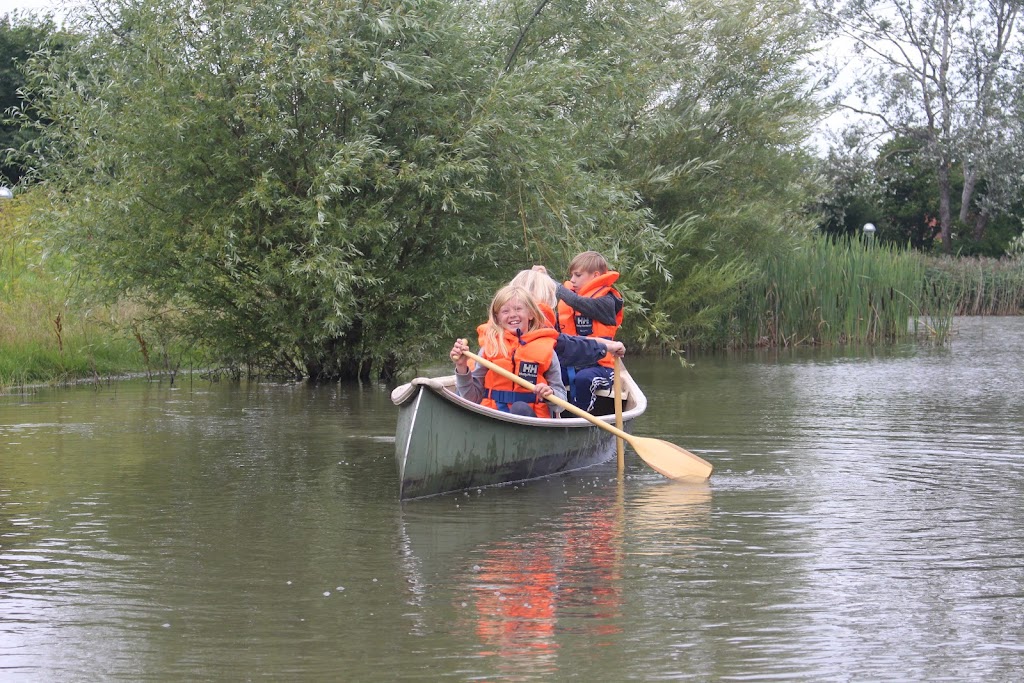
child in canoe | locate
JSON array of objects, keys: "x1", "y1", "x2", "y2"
[
  {"x1": 509, "y1": 268, "x2": 626, "y2": 374},
  {"x1": 532, "y1": 251, "x2": 623, "y2": 412},
  {"x1": 450, "y1": 285, "x2": 567, "y2": 418}
]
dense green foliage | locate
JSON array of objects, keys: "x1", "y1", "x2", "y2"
[
  {"x1": 19, "y1": 0, "x2": 684, "y2": 380},
  {"x1": 0, "y1": 191, "x2": 168, "y2": 389},
  {"x1": 5, "y1": 1, "x2": 1017, "y2": 387},
  {"x1": 1, "y1": 13, "x2": 61, "y2": 185},
  {"x1": 17, "y1": 0, "x2": 825, "y2": 378},
  {"x1": 819, "y1": 134, "x2": 1024, "y2": 257},
  {"x1": 618, "y1": 0, "x2": 823, "y2": 350}
]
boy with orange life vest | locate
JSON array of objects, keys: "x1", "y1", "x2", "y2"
[
  {"x1": 450, "y1": 285, "x2": 567, "y2": 418},
  {"x1": 509, "y1": 268, "x2": 626, "y2": 372},
  {"x1": 532, "y1": 251, "x2": 623, "y2": 412}
]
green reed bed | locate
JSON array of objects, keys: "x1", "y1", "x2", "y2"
[
  {"x1": 738, "y1": 236, "x2": 953, "y2": 347},
  {"x1": 923, "y1": 255, "x2": 1024, "y2": 316}
]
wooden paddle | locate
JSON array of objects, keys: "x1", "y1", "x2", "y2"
[
  {"x1": 462, "y1": 349, "x2": 713, "y2": 481},
  {"x1": 614, "y1": 357, "x2": 625, "y2": 473}
]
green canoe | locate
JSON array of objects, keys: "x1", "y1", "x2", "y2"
[{"x1": 391, "y1": 366, "x2": 648, "y2": 499}]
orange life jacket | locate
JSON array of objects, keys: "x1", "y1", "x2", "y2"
[
  {"x1": 477, "y1": 325, "x2": 559, "y2": 418},
  {"x1": 539, "y1": 302, "x2": 557, "y2": 328},
  {"x1": 556, "y1": 271, "x2": 622, "y2": 369}
]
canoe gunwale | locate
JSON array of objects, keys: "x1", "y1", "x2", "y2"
[{"x1": 391, "y1": 371, "x2": 646, "y2": 427}]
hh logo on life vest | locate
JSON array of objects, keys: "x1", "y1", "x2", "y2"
[
  {"x1": 518, "y1": 361, "x2": 540, "y2": 384},
  {"x1": 575, "y1": 315, "x2": 593, "y2": 336}
]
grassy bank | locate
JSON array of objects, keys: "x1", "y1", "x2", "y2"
[{"x1": 0, "y1": 192, "x2": 184, "y2": 390}]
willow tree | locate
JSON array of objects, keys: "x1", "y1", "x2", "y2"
[
  {"x1": 1, "y1": 12, "x2": 67, "y2": 186},
  {"x1": 817, "y1": 0, "x2": 1024, "y2": 253},
  {"x1": 617, "y1": 0, "x2": 826, "y2": 348},
  {"x1": 19, "y1": 0, "x2": 670, "y2": 379},
  {"x1": 471, "y1": 0, "x2": 827, "y2": 351}
]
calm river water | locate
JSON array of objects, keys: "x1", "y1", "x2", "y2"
[{"x1": 2, "y1": 317, "x2": 1023, "y2": 681}]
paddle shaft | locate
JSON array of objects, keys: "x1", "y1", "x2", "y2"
[
  {"x1": 614, "y1": 357, "x2": 625, "y2": 471},
  {"x1": 460, "y1": 348, "x2": 713, "y2": 481},
  {"x1": 462, "y1": 350, "x2": 633, "y2": 440}
]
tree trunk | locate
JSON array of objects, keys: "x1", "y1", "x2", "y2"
[
  {"x1": 937, "y1": 161, "x2": 954, "y2": 254},
  {"x1": 972, "y1": 212, "x2": 990, "y2": 241},
  {"x1": 957, "y1": 166, "x2": 991, "y2": 241},
  {"x1": 960, "y1": 168, "x2": 977, "y2": 224}
]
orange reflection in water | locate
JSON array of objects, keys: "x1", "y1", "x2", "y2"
[
  {"x1": 459, "y1": 481, "x2": 713, "y2": 673},
  {"x1": 461, "y1": 491, "x2": 625, "y2": 670},
  {"x1": 472, "y1": 544, "x2": 560, "y2": 657}
]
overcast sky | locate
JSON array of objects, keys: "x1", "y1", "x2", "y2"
[{"x1": 1, "y1": 0, "x2": 79, "y2": 20}]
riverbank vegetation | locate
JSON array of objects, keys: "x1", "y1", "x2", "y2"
[
  {"x1": 816, "y1": 0, "x2": 1024, "y2": 256},
  {"x1": 3, "y1": 1, "x2": 1024, "y2": 385},
  {"x1": 2, "y1": 193, "x2": 129, "y2": 386},
  {"x1": 645, "y1": 245, "x2": 1024, "y2": 354},
  {"x1": 0, "y1": 192, "x2": 196, "y2": 388},
  {"x1": 924, "y1": 256, "x2": 1024, "y2": 316},
  {"x1": 741, "y1": 237, "x2": 952, "y2": 348},
  {"x1": 7, "y1": 0, "x2": 825, "y2": 381}
]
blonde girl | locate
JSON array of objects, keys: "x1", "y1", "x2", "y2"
[{"x1": 450, "y1": 285, "x2": 566, "y2": 418}]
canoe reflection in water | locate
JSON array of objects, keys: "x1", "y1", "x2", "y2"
[
  {"x1": 459, "y1": 498, "x2": 623, "y2": 668},
  {"x1": 399, "y1": 477, "x2": 713, "y2": 674},
  {"x1": 460, "y1": 483, "x2": 712, "y2": 672}
]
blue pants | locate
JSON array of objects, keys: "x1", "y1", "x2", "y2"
[{"x1": 564, "y1": 365, "x2": 614, "y2": 413}]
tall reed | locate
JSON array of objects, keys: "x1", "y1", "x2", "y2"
[
  {"x1": 923, "y1": 256, "x2": 1024, "y2": 315},
  {"x1": 737, "y1": 236, "x2": 953, "y2": 347}
]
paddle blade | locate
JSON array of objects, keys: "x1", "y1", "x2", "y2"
[{"x1": 630, "y1": 436, "x2": 713, "y2": 480}]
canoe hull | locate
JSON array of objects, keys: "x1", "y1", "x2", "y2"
[{"x1": 392, "y1": 372, "x2": 646, "y2": 499}]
